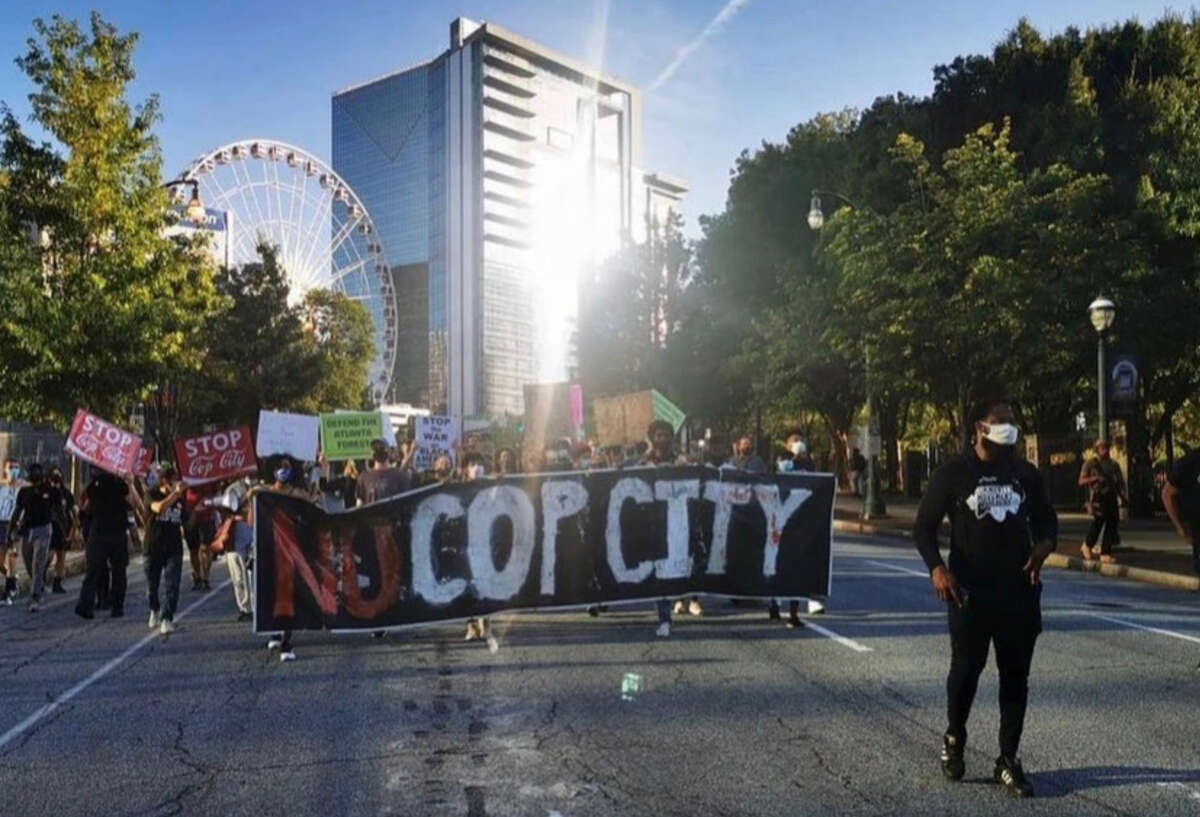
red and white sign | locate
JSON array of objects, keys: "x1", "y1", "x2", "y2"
[
  {"x1": 132, "y1": 445, "x2": 154, "y2": 479},
  {"x1": 64, "y1": 409, "x2": 142, "y2": 477},
  {"x1": 174, "y1": 426, "x2": 256, "y2": 486}
]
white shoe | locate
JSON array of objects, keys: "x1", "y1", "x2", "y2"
[
  {"x1": 464, "y1": 619, "x2": 481, "y2": 641},
  {"x1": 279, "y1": 650, "x2": 296, "y2": 662},
  {"x1": 672, "y1": 600, "x2": 685, "y2": 615},
  {"x1": 159, "y1": 619, "x2": 175, "y2": 635},
  {"x1": 656, "y1": 622, "x2": 671, "y2": 638},
  {"x1": 267, "y1": 637, "x2": 283, "y2": 650},
  {"x1": 687, "y1": 599, "x2": 703, "y2": 617},
  {"x1": 486, "y1": 634, "x2": 499, "y2": 654},
  {"x1": 148, "y1": 610, "x2": 161, "y2": 630},
  {"x1": 807, "y1": 599, "x2": 826, "y2": 615}
]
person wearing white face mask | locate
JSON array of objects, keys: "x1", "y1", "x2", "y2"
[
  {"x1": 770, "y1": 432, "x2": 822, "y2": 626},
  {"x1": 913, "y1": 399, "x2": 1057, "y2": 798}
]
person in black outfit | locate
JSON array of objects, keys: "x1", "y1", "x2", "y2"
[
  {"x1": 1162, "y1": 448, "x2": 1200, "y2": 580},
  {"x1": 145, "y1": 468, "x2": 188, "y2": 634},
  {"x1": 913, "y1": 399, "x2": 1057, "y2": 798},
  {"x1": 75, "y1": 471, "x2": 143, "y2": 619}
]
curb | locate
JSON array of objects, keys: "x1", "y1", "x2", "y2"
[
  {"x1": 833, "y1": 519, "x2": 1198, "y2": 593},
  {"x1": 1042, "y1": 553, "x2": 1199, "y2": 592}
]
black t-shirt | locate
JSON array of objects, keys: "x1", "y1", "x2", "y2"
[
  {"x1": 355, "y1": 467, "x2": 412, "y2": 506},
  {"x1": 14, "y1": 483, "x2": 61, "y2": 532},
  {"x1": 1168, "y1": 449, "x2": 1200, "y2": 528},
  {"x1": 84, "y1": 475, "x2": 131, "y2": 539},
  {"x1": 914, "y1": 450, "x2": 1058, "y2": 604},
  {"x1": 145, "y1": 485, "x2": 187, "y2": 552}
]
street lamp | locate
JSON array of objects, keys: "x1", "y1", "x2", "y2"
[
  {"x1": 1088, "y1": 295, "x2": 1116, "y2": 444},
  {"x1": 808, "y1": 189, "x2": 886, "y2": 518},
  {"x1": 164, "y1": 179, "x2": 205, "y2": 223}
]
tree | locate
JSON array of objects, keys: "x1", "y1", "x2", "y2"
[
  {"x1": 0, "y1": 14, "x2": 218, "y2": 425},
  {"x1": 295, "y1": 288, "x2": 376, "y2": 414}
]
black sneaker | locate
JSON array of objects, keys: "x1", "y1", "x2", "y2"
[
  {"x1": 768, "y1": 600, "x2": 781, "y2": 621},
  {"x1": 786, "y1": 613, "x2": 805, "y2": 629},
  {"x1": 52, "y1": 579, "x2": 66, "y2": 594},
  {"x1": 940, "y1": 734, "x2": 965, "y2": 781},
  {"x1": 74, "y1": 605, "x2": 94, "y2": 620},
  {"x1": 994, "y1": 756, "x2": 1033, "y2": 797},
  {"x1": 110, "y1": 608, "x2": 124, "y2": 618},
  {"x1": 236, "y1": 611, "x2": 251, "y2": 623}
]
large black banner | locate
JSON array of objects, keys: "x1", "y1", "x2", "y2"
[{"x1": 252, "y1": 467, "x2": 834, "y2": 633}]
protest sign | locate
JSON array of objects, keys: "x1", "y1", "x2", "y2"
[
  {"x1": 64, "y1": 409, "x2": 142, "y2": 476},
  {"x1": 252, "y1": 467, "x2": 834, "y2": 632},
  {"x1": 413, "y1": 415, "x2": 459, "y2": 470},
  {"x1": 321, "y1": 411, "x2": 386, "y2": 460},
  {"x1": 174, "y1": 426, "x2": 257, "y2": 486},
  {"x1": 256, "y1": 410, "x2": 319, "y2": 462}
]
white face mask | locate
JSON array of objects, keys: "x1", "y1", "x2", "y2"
[
  {"x1": 470, "y1": 464, "x2": 485, "y2": 480},
  {"x1": 981, "y1": 422, "x2": 1019, "y2": 446},
  {"x1": 788, "y1": 441, "x2": 806, "y2": 456}
]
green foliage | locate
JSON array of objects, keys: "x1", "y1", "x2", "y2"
[{"x1": 0, "y1": 13, "x2": 218, "y2": 424}]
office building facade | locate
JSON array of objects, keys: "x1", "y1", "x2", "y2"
[{"x1": 333, "y1": 17, "x2": 685, "y2": 417}]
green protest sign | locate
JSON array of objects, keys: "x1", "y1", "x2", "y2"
[{"x1": 320, "y1": 411, "x2": 385, "y2": 460}]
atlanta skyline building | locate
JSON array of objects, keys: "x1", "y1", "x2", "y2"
[{"x1": 332, "y1": 17, "x2": 686, "y2": 418}]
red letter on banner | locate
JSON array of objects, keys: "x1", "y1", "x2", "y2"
[
  {"x1": 342, "y1": 525, "x2": 402, "y2": 620},
  {"x1": 272, "y1": 511, "x2": 338, "y2": 619}
]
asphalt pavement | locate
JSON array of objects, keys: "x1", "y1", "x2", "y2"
[{"x1": 2, "y1": 535, "x2": 1199, "y2": 817}]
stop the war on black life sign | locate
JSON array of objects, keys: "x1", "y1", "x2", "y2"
[{"x1": 252, "y1": 466, "x2": 834, "y2": 632}]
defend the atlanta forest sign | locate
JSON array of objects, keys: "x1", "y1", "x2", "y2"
[{"x1": 252, "y1": 466, "x2": 834, "y2": 633}]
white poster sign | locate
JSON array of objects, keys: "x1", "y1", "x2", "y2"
[
  {"x1": 414, "y1": 415, "x2": 460, "y2": 471},
  {"x1": 256, "y1": 410, "x2": 320, "y2": 462}
]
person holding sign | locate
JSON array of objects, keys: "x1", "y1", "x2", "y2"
[
  {"x1": 75, "y1": 471, "x2": 143, "y2": 619},
  {"x1": 145, "y1": 468, "x2": 189, "y2": 635},
  {"x1": 0, "y1": 461, "x2": 22, "y2": 605}
]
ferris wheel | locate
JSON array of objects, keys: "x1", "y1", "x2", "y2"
[{"x1": 176, "y1": 139, "x2": 396, "y2": 402}]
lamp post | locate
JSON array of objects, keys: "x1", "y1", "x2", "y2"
[
  {"x1": 808, "y1": 190, "x2": 886, "y2": 518},
  {"x1": 164, "y1": 178, "x2": 205, "y2": 223},
  {"x1": 1088, "y1": 296, "x2": 1116, "y2": 444}
]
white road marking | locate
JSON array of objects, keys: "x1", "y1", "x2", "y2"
[
  {"x1": 0, "y1": 575, "x2": 230, "y2": 752},
  {"x1": 1089, "y1": 613, "x2": 1200, "y2": 646},
  {"x1": 864, "y1": 559, "x2": 930, "y2": 578},
  {"x1": 803, "y1": 620, "x2": 872, "y2": 652}
]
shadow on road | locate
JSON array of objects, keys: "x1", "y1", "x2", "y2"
[{"x1": 1034, "y1": 765, "x2": 1200, "y2": 797}]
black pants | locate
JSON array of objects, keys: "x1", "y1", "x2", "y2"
[
  {"x1": 78, "y1": 535, "x2": 128, "y2": 615},
  {"x1": 946, "y1": 592, "x2": 1041, "y2": 759},
  {"x1": 1085, "y1": 495, "x2": 1119, "y2": 554},
  {"x1": 146, "y1": 544, "x2": 183, "y2": 621}
]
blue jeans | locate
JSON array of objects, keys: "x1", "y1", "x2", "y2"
[{"x1": 146, "y1": 544, "x2": 183, "y2": 621}]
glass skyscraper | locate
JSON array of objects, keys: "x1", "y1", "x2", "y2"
[{"x1": 333, "y1": 17, "x2": 686, "y2": 417}]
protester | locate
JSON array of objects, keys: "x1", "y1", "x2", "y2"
[
  {"x1": 850, "y1": 447, "x2": 868, "y2": 496},
  {"x1": 43, "y1": 467, "x2": 77, "y2": 594},
  {"x1": 6, "y1": 463, "x2": 62, "y2": 612},
  {"x1": 356, "y1": 438, "x2": 413, "y2": 505},
  {"x1": 212, "y1": 498, "x2": 253, "y2": 622},
  {"x1": 769, "y1": 431, "x2": 821, "y2": 624},
  {"x1": 494, "y1": 447, "x2": 519, "y2": 476},
  {"x1": 1078, "y1": 439, "x2": 1127, "y2": 563},
  {"x1": 145, "y1": 467, "x2": 188, "y2": 635},
  {"x1": 725, "y1": 435, "x2": 766, "y2": 473},
  {"x1": 913, "y1": 399, "x2": 1056, "y2": 797},
  {"x1": 777, "y1": 431, "x2": 815, "y2": 473},
  {"x1": 1162, "y1": 448, "x2": 1200, "y2": 579},
  {"x1": 639, "y1": 419, "x2": 697, "y2": 636},
  {"x1": 75, "y1": 471, "x2": 143, "y2": 619},
  {"x1": 184, "y1": 484, "x2": 217, "y2": 591},
  {"x1": 0, "y1": 460, "x2": 21, "y2": 604},
  {"x1": 254, "y1": 457, "x2": 317, "y2": 661},
  {"x1": 461, "y1": 461, "x2": 497, "y2": 650},
  {"x1": 313, "y1": 453, "x2": 358, "y2": 513}
]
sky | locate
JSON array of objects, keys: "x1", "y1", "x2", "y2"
[{"x1": 0, "y1": 0, "x2": 1183, "y2": 237}]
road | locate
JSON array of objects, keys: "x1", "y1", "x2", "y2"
[{"x1": 2, "y1": 534, "x2": 1198, "y2": 817}]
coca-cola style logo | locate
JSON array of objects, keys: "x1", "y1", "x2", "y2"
[{"x1": 175, "y1": 426, "x2": 255, "y2": 486}]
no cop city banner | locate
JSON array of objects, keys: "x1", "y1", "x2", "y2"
[{"x1": 252, "y1": 466, "x2": 834, "y2": 633}]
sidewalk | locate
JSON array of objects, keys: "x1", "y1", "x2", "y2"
[{"x1": 833, "y1": 492, "x2": 1198, "y2": 590}]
